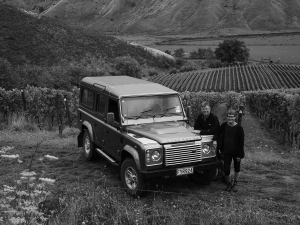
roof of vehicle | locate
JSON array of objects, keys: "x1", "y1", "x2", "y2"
[{"x1": 81, "y1": 76, "x2": 178, "y2": 97}]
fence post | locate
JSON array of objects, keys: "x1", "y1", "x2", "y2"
[
  {"x1": 65, "y1": 97, "x2": 72, "y2": 127},
  {"x1": 21, "y1": 89, "x2": 26, "y2": 111}
]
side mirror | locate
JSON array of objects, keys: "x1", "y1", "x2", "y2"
[
  {"x1": 186, "y1": 106, "x2": 191, "y2": 118},
  {"x1": 107, "y1": 112, "x2": 115, "y2": 125}
]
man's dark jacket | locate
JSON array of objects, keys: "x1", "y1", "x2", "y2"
[
  {"x1": 213, "y1": 122, "x2": 245, "y2": 158},
  {"x1": 194, "y1": 112, "x2": 220, "y2": 135}
]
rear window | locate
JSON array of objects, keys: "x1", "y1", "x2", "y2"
[{"x1": 81, "y1": 89, "x2": 94, "y2": 109}]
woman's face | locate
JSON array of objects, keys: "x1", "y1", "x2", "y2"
[{"x1": 227, "y1": 115, "x2": 236, "y2": 125}]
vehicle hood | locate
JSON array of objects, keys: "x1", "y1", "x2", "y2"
[{"x1": 125, "y1": 121, "x2": 200, "y2": 144}]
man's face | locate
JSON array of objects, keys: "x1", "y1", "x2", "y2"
[{"x1": 201, "y1": 106, "x2": 211, "y2": 117}]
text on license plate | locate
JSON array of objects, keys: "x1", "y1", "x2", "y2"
[{"x1": 176, "y1": 167, "x2": 194, "y2": 176}]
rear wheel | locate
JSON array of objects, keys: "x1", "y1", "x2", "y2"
[
  {"x1": 188, "y1": 168, "x2": 217, "y2": 185},
  {"x1": 120, "y1": 158, "x2": 144, "y2": 197},
  {"x1": 83, "y1": 130, "x2": 96, "y2": 161}
]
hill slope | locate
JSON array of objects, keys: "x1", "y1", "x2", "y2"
[
  {"x1": 148, "y1": 64, "x2": 300, "y2": 92},
  {"x1": 3, "y1": 0, "x2": 300, "y2": 35},
  {"x1": 0, "y1": 3, "x2": 172, "y2": 67},
  {"x1": 0, "y1": 4, "x2": 175, "y2": 90}
]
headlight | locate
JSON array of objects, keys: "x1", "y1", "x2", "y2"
[
  {"x1": 146, "y1": 149, "x2": 163, "y2": 166},
  {"x1": 151, "y1": 150, "x2": 161, "y2": 161},
  {"x1": 202, "y1": 144, "x2": 211, "y2": 154}
]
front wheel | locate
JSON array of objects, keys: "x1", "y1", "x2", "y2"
[
  {"x1": 82, "y1": 130, "x2": 96, "y2": 161},
  {"x1": 120, "y1": 158, "x2": 144, "y2": 197},
  {"x1": 188, "y1": 168, "x2": 217, "y2": 185}
]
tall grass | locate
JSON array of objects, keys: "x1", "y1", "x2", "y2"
[{"x1": 7, "y1": 113, "x2": 38, "y2": 132}]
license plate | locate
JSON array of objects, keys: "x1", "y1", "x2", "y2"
[{"x1": 176, "y1": 167, "x2": 194, "y2": 176}]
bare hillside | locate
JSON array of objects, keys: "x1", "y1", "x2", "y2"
[{"x1": 3, "y1": 0, "x2": 300, "y2": 35}]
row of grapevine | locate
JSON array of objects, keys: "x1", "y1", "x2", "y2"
[
  {"x1": 0, "y1": 85, "x2": 245, "y2": 130},
  {"x1": 0, "y1": 86, "x2": 79, "y2": 129},
  {"x1": 148, "y1": 64, "x2": 300, "y2": 92},
  {"x1": 180, "y1": 91, "x2": 245, "y2": 126},
  {"x1": 244, "y1": 88, "x2": 300, "y2": 147}
]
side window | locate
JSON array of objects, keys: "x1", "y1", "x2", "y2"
[
  {"x1": 108, "y1": 99, "x2": 120, "y2": 123},
  {"x1": 81, "y1": 89, "x2": 94, "y2": 109},
  {"x1": 96, "y1": 94, "x2": 107, "y2": 115}
]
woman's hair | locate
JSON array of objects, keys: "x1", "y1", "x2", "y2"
[{"x1": 227, "y1": 109, "x2": 237, "y2": 116}]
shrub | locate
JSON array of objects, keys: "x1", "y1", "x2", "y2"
[
  {"x1": 115, "y1": 56, "x2": 142, "y2": 79},
  {"x1": 169, "y1": 69, "x2": 177, "y2": 74},
  {"x1": 174, "y1": 48, "x2": 184, "y2": 58},
  {"x1": 208, "y1": 59, "x2": 223, "y2": 68},
  {"x1": 148, "y1": 69, "x2": 159, "y2": 77},
  {"x1": 165, "y1": 50, "x2": 172, "y2": 55},
  {"x1": 179, "y1": 66, "x2": 197, "y2": 72},
  {"x1": 175, "y1": 58, "x2": 185, "y2": 68}
]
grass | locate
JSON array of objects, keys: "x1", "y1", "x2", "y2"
[{"x1": 0, "y1": 112, "x2": 300, "y2": 224}]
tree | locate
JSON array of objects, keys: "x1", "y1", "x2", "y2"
[
  {"x1": 214, "y1": 39, "x2": 249, "y2": 64},
  {"x1": 190, "y1": 50, "x2": 199, "y2": 59},
  {"x1": 174, "y1": 48, "x2": 185, "y2": 58},
  {"x1": 165, "y1": 50, "x2": 172, "y2": 55},
  {"x1": 0, "y1": 58, "x2": 21, "y2": 90},
  {"x1": 115, "y1": 56, "x2": 142, "y2": 78}
]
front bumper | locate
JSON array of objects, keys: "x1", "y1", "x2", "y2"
[{"x1": 140, "y1": 160, "x2": 220, "y2": 179}]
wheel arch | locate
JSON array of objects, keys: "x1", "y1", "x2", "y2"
[
  {"x1": 82, "y1": 121, "x2": 94, "y2": 142},
  {"x1": 122, "y1": 145, "x2": 141, "y2": 170}
]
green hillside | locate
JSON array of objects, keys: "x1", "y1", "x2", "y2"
[{"x1": 0, "y1": 4, "x2": 174, "y2": 90}]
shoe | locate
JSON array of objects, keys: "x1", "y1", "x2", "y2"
[
  {"x1": 231, "y1": 181, "x2": 238, "y2": 192},
  {"x1": 224, "y1": 181, "x2": 232, "y2": 192}
]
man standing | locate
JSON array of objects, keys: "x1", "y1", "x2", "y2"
[
  {"x1": 193, "y1": 101, "x2": 220, "y2": 135},
  {"x1": 213, "y1": 109, "x2": 245, "y2": 192},
  {"x1": 192, "y1": 101, "x2": 222, "y2": 181}
]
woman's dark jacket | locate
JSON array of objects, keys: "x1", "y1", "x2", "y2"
[{"x1": 213, "y1": 122, "x2": 245, "y2": 159}]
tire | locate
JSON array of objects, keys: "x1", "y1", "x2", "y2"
[
  {"x1": 188, "y1": 168, "x2": 217, "y2": 185},
  {"x1": 120, "y1": 158, "x2": 144, "y2": 197},
  {"x1": 82, "y1": 130, "x2": 96, "y2": 161}
]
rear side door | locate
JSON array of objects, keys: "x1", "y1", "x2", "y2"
[
  {"x1": 103, "y1": 98, "x2": 122, "y2": 159},
  {"x1": 93, "y1": 93, "x2": 107, "y2": 148}
]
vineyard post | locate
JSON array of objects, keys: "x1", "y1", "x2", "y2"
[
  {"x1": 21, "y1": 89, "x2": 26, "y2": 111},
  {"x1": 64, "y1": 97, "x2": 72, "y2": 127},
  {"x1": 57, "y1": 92, "x2": 63, "y2": 136}
]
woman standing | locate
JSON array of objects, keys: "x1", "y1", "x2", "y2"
[{"x1": 213, "y1": 109, "x2": 245, "y2": 192}]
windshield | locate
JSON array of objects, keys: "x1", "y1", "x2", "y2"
[{"x1": 121, "y1": 95, "x2": 183, "y2": 119}]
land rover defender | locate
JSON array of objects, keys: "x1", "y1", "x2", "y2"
[{"x1": 77, "y1": 76, "x2": 219, "y2": 196}]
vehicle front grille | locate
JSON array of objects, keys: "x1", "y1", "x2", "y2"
[{"x1": 164, "y1": 142, "x2": 202, "y2": 166}]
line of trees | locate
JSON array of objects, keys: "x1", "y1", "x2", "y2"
[{"x1": 165, "y1": 38, "x2": 250, "y2": 68}]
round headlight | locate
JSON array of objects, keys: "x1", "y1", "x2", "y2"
[
  {"x1": 202, "y1": 144, "x2": 211, "y2": 154},
  {"x1": 151, "y1": 150, "x2": 161, "y2": 161}
]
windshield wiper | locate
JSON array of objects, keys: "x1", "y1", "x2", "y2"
[
  {"x1": 135, "y1": 109, "x2": 153, "y2": 119},
  {"x1": 155, "y1": 106, "x2": 178, "y2": 118}
]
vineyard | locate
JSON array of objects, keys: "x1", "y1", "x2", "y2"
[
  {"x1": 148, "y1": 64, "x2": 300, "y2": 92},
  {"x1": 0, "y1": 86, "x2": 79, "y2": 132}
]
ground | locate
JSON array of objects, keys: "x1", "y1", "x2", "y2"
[{"x1": 0, "y1": 111, "x2": 300, "y2": 224}]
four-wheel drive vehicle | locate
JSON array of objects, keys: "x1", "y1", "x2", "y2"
[{"x1": 77, "y1": 76, "x2": 219, "y2": 196}]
